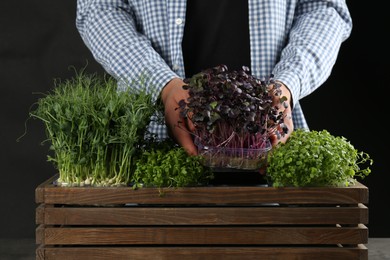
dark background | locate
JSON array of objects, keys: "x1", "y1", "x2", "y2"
[{"x1": 0, "y1": 1, "x2": 388, "y2": 239}]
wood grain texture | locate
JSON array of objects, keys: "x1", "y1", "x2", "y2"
[
  {"x1": 37, "y1": 204, "x2": 368, "y2": 225},
  {"x1": 35, "y1": 175, "x2": 368, "y2": 205},
  {"x1": 35, "y1": 175, "x2": 369, "y2": 259},
  {"x1": 41, "y1": 225, "x2": 368, "y2": 245}
]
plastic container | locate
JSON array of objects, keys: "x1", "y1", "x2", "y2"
[{"x1": 197, "y1": 142, "x2": 272, "y2": 170}]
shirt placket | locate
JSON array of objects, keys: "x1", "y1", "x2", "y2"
[{"x1": 167, "y1": 0, "x2": 187, "y2": 78}]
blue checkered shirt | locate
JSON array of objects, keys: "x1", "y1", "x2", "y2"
[{"x1": 76, "y1": 0, "x2": 352, "y2": 140}]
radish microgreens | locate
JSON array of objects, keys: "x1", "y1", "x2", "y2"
[{"x1": 178, "y1": 65, "x2": 288, "y2": 150}]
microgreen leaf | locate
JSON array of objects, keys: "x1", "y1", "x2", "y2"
[
  {"x1": 267, "y1": 129, "x2": 373, "y2": 187},
  {"x1": 179, "y1": 64, "x2": 288, "y2": 150}
]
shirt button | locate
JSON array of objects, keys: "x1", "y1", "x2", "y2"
[
  {"x1": 175, "y1": 18, "x2": 183, "y2": 25},
  {"x1": 172, "y1": 64, "x2": 180, "y2": 70}
]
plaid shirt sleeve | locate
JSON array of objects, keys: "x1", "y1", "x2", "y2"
[
  {"x1": 248, "y1": 0, "x2": 352, "y2": 130},
  {"x1": 271, "y1": 0, "x2": 352, "y2": 109},
  {"x1": 76, "y1": 0, "x2": 352, "y2": 139},
  {"x1": 75, "y1": 0, "x2": 179, "y2": 103}
]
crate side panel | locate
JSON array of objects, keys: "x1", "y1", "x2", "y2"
[
  {"x1": 42, "y1": 226, "x2": 368, "y2": 245},
  {"x1": 39, "y1": 183, "x2": 368, "y2": 205},
  {"x1": 41, "y1": 206, "x2": 368, "y2": 225}
]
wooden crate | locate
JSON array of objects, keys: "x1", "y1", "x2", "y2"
[{"x1": 35, "y1": 175, "x2": 369, "y2": 260}]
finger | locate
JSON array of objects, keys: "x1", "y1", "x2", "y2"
[
  {"x1": 172, "y1": 123, "x2": 198, "y2": 155},
  {"x1": 165, "y1": 105, "x2": 197, "y2": 155},
  {"x1": 270, "y1": 112, "x2": 294, "y2": 147},
  {"x1": 186, "y1": 116, "x2": 196, "y2": 132},
  {"x1": 168, "y1": 113, "x2": 197, "y2": 155},
  {"x1": 162, "y1": 79, "x2": 197, "y2": 155}
]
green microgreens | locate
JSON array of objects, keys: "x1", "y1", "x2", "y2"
[
  {"x1": 29, "y1": 72, "x2": 156, "y2": 186},
  {"x1": 266, "y1": 129, "x2": 373, "y2": 187},
  {"x1": 132, "y1": 139, "x2": 213, "y2": 193}
]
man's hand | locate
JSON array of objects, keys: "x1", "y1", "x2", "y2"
[
  {"x1": 160, "y1": 78, "x2": 293, "y2": 154},
  {"x1": 161, "y1": 78, "x2": 197, "y2": 155},
  {"x1": 269, "y1": 82, "x2": 294, "y2": 147}
]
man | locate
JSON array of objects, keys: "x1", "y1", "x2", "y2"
[{"x1": 76, "y1": 0, "x2": 352, "y2": 155}]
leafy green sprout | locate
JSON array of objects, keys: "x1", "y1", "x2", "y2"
[
  {"x1": 132, "y1": 139, "x2": 214, "y2": 194},
  {"x1": 28, "y1": 72, "x2": 157, "y2": 186},
  {"x1": 266, "y1": 129, "x2": 373, "y2": 187}
]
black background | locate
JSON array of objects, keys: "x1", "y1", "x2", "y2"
[{"x1": 0, "y1": 1, "x2": 388, "y2": 239}]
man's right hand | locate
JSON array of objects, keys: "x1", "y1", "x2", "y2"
[{"x1": 160, "y1": 78, "x2": 197, "y2": 155}]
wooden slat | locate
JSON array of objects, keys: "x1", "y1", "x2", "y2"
[
  {"x1": 35, "y1": 175, "x2": 369, "y2": 259},
  {"x1": 37, "y1": 182, "x2": 368, "y2": 205},
  {"x1": 35, "y1": 204, "x2": 45, "y2": 224},
  {"x1": 38, "y1": 204, "x2": 368, "y2": 225},
  {"x1": 35, "y1": 244, "x2": 45, "y2": 260},
  {"x1": 35, "y1": 175, "x2": 57, "y2": 203},
  {"x1": 41, "y1": 225, "x2": 368, "y2": 245},
  {"x1": 39, "y1": 245, "x2": 368, "y2": 260},
  {"x1": 36, "y1": 224, "x2": 45, "y2": 245}
]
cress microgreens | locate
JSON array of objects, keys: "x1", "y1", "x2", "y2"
[
  {"x1": 29, "y1": 72, "x2": 156, "y2": 187},
  {"x1": 266, "y1": 129, "x2": 373, "y2": 187},
  {"x1": 132, "y1": 139, "x2": 213, "y2": 192}
]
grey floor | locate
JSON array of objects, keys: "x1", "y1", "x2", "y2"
[{"x1": 0, "y1": 238, "x2": 389, "y2": 260}]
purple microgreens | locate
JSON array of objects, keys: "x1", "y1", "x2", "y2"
[{"x1": 178, "y1": 65, "x2": 289, "y2": 152}]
